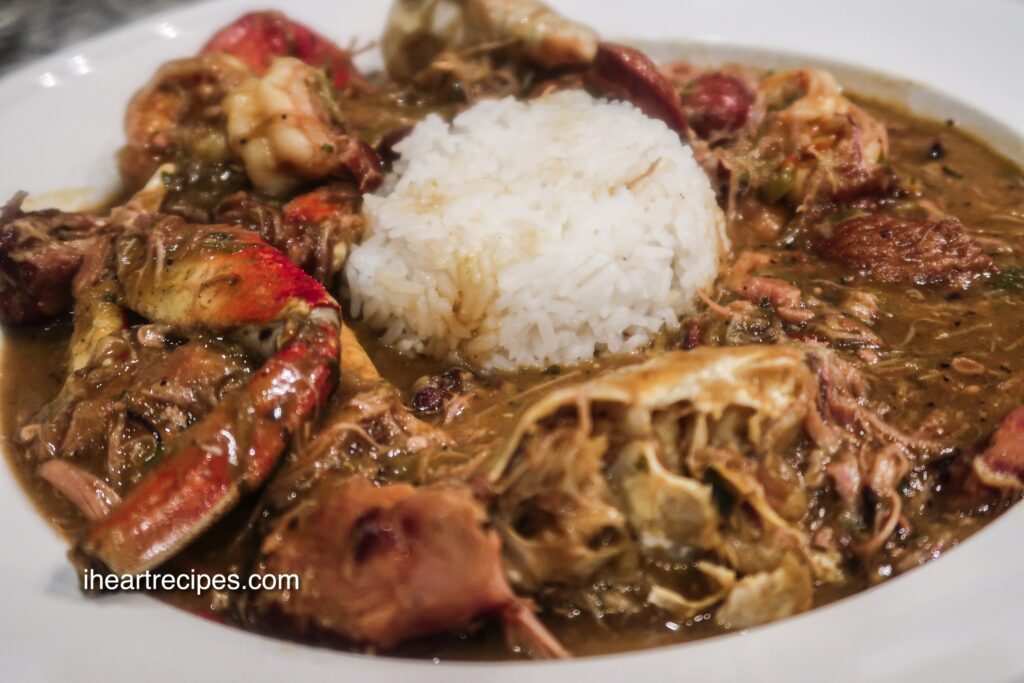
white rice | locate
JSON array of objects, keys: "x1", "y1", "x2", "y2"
[{"x1": 345, "y1": 90, "x2": 728, "y2": 371}]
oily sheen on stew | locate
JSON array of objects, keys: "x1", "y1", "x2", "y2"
[{"x1": 2, "y1": 0, "x2": 1023, "y2": 661}]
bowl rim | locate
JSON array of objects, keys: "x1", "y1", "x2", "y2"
[{"x1": 2, "y1": 0, "x2": 1023, "y2": 681}]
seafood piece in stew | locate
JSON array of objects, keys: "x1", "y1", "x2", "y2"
[{"x1": 3, "y1": 0, "x2": 1023, "y2": 662}]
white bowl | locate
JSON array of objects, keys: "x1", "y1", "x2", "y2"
[{"x1": 2, "y1": 1, "x2": 1023, "y2": 681}]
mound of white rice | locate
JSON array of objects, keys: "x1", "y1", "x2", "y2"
[{"x1": 345, "y1": 90, "x2": 728, "y2": 371}]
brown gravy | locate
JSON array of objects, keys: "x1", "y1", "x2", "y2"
[{"x1": 3, "y1": 97, "x2": 1023, "y2": 659}]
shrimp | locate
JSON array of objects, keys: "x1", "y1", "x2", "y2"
[
  {"x1": 974, "y1": 406, "x2": 1024, "y2": 491},
  {"x1": 717, "y1": 68, "x2": 897, "y2": 214},
  {"x1": 223, "y1": 57, "x2": 382, "y2": 197},
  {"x1": 761, "y1": 68, "x2": 888, "y2": 165}
]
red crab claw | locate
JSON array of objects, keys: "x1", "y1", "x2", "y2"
[
  {"x1": 76, "y1": 218, "x2": 340, "y2": 574},
  {"x1": 201, "y1": 11, "x2": 365, "y2": 90},
  {"x1": 215, "y1": 183, "x2": 365, "y2": 284}
]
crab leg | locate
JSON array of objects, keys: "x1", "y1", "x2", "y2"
[{"x1": 77, "y1": 219, "x2": 340, "y2": 574}]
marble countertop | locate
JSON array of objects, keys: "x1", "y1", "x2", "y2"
[{"x1": 0, "y1": 0, "x2": 194, "y2": 76}]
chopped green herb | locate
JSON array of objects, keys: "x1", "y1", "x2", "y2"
[
  {"x1": 941, "y1": 165, "x2": 963, "y2": 179},
  {"x1": 992, "y1": 266, "x2": 1024, "y2": 290},
  {"x1": 758, "y1": 164, "x2": 795, "y2": 204}
]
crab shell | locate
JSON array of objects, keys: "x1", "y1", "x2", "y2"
[
  {"x1": 483, "y1": 345, "x2": 819, "y2": 485},
  {"x1": 480, "y1": 345, "x2": 840, "y2": 624}
]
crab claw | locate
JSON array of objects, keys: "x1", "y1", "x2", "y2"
[
  {"x1": 216, "y1": 183, "x2": 365, "y2": 285},
  {"x1": 76, "y1": 218, "x2": 340, "y2": 574},
  {"x1": 201, "y1": 11, "x2": 365, "y2": 90}
]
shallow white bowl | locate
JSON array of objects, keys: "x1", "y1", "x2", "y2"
[{"x1": 2, "y1": 1, "x2": 1023, "y2": 681}]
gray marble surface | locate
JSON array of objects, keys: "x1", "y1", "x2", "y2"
[{"x1": 0, "y1": 0, "x2": 196, "y2": 76}]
